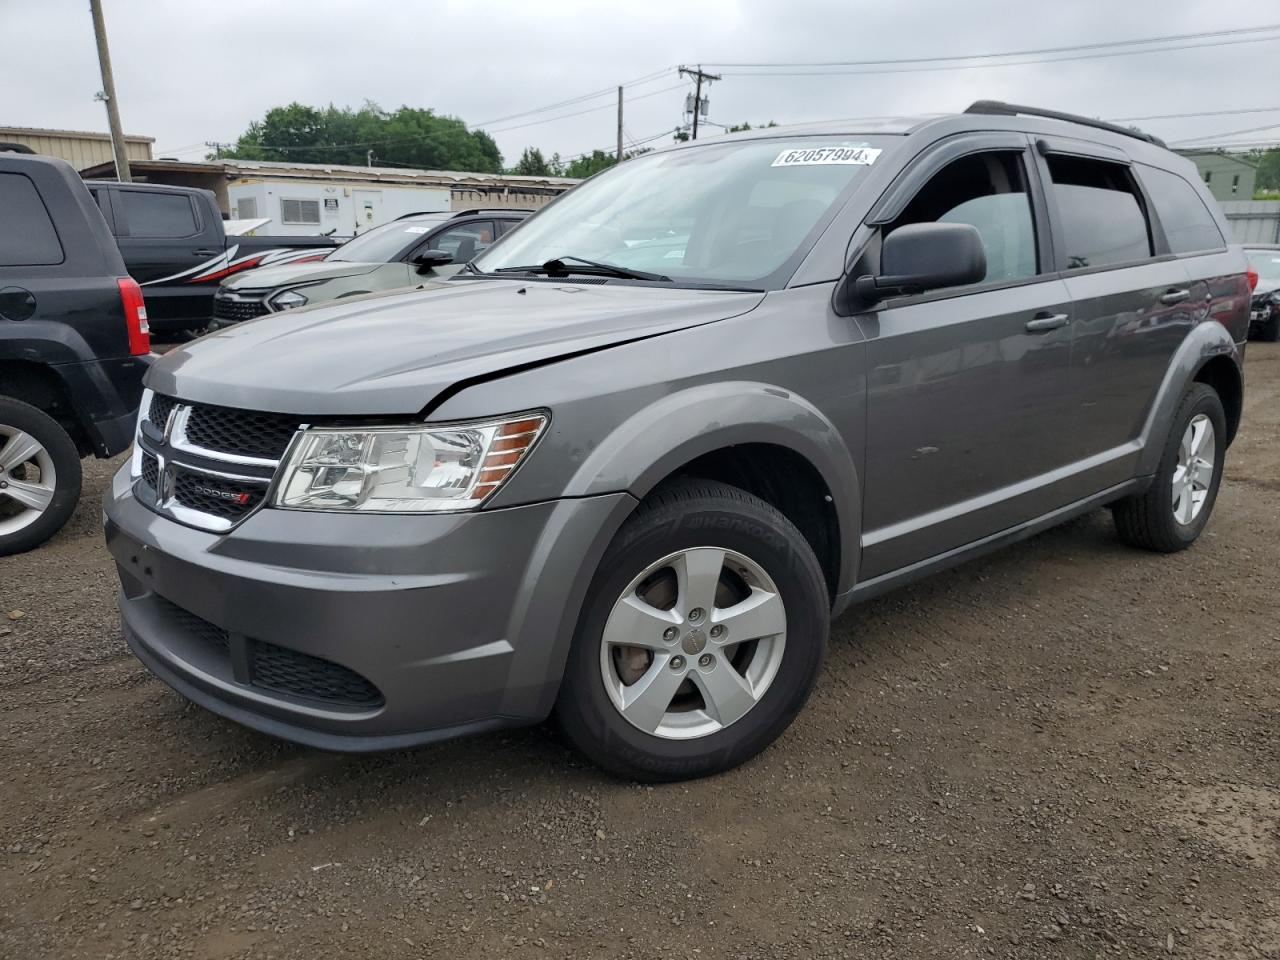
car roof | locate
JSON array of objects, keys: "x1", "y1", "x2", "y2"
[{"x1": 398, "y1": 208, "x2": 531, "y2": 224}]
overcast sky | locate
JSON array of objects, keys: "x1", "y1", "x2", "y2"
[{"x1": 3, "y1": 0, "x2": 1277, "y2": 167}]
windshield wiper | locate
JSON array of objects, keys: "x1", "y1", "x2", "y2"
[{"x1": 494, "y1": 255, "x2": 671, "y2": 283}]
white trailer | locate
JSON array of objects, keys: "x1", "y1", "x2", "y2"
[{"x1": 225, "y1": 179, "x2": 451, "y2": 238}]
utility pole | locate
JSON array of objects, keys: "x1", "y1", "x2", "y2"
[
  {"x1": 679, "y1": 65, "x2": 720, "y2": 140},
  {"x1": 89, "y1": 0, "x2": 131, "y2": 182},
  {"x1": 616, "y1": 86, "x2": 624, "y2": 162}
]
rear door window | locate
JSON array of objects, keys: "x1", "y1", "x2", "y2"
[
  {"x1": 1138, "y1": 165, "x2": 1225, "y2": 255},
  {"x1": 1045, "y1": 155, "x2": 1152, "y2": 269},
  {"x1": 119, "y1": 190, "x2": 200, "y2": 238},
  {"x1": 0, "y1": 172, "x2": 64, "y2": 266}
]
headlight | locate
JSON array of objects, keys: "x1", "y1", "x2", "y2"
[
  {"x1": 273, "y1": 413, "x2": 547, "y2": 513},
  {"x1": 269, "y1": 289, "x2": 309, "y2": 310}
]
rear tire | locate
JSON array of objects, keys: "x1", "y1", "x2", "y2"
[
  {"x1": 556, "y1": 479, "x2": 829, "y2": 782},
  {"x1": 0, "y1": 397, "x2": 82, "y2": 556},
  {"x1": 1112, "y1": 383, "x2": 1225, "y2": 553}
]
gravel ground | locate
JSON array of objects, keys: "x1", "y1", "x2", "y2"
[{"x1": 1, "y1": 344, "x2": 1278, "y2": 960}]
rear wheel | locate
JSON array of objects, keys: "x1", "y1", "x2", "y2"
[
  {"x1": 1112, "y1": 383, "x2": 1225, "y2": 553},
  {"x1": 0, "y1": 397, "x2": 82, "y2": 556},
  {"x1": 556, "y1": 480, "x2": 829, "y2": 782}
]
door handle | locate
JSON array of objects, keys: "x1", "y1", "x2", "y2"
[
  {"x1": 1160, "y1": 288, "x2": 1191, "y2": 305},
  {"x1": 1025, "y1": 311, "x2": 1069, "y2": 333},
  {"x1": 191, "y1": 248, "x2": 218, "y2": 257}
]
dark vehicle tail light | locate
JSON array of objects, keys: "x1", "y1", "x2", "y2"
[
  {"x1": 118, "y1": 277, "x2": 150, "y2": 355},
  {"x1": 1246, "y1": 266, "x2": 1259, "y2": 292}
]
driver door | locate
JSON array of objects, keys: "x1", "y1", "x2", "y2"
[{"x1": 858, "y1": 136, "x2": 1078, "y2": 579}]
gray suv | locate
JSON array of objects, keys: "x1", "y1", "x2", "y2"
[{"x1": 104, "y1": 102, "x2": 1250, "y2": 781}]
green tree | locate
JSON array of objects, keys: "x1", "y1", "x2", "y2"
[
  {"x1": 1250, "y1": 147, "x2": 1280, "y2": 194},
  {"x1": 219, "y1": 102, "x2": 502, "y2": 173},
  {"x1": 511, "y1": 147, "x2": 552, "y2": 176}
]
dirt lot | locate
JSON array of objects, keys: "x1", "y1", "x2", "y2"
[{"x1": 2, "y1": 345, "x2": 1278, "y2": 960}]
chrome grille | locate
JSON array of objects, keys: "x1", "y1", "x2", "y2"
[
  {"x1": 133, "y1": 389, "x2": 304, "y2": 533},
  {"x1": 184, "y1": 403, "x2": 302, "y2": 461}
]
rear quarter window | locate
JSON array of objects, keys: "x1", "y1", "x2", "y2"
[
  {"x1": 0, "y1": 172, "x2": 65, "y2": 266},
  {"x1": 1138, "y1": 165, "x2": 1225, "y2": 255}
]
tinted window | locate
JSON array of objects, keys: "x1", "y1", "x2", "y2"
[
  {"x1": 429, "y1": 221, "x2": 495, "y2": 262},
  {"x1": 1140, "y1": 166, "x2": 1224, "y2": 254},
  {"x1": 1046, "y1": 155, "x2": 1151, "y2": 269},
  {"x1": 887, "y1": 151, "x2": 1038, "y2": 284},
  {"x1": 120, "y1": 190, "x2": 198, "y2": 238},
  {"x1": 0, "y1": 173, "x2": 64, "y2": 266}
]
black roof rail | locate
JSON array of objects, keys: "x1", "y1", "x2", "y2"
[
  {"x1": 449, "y1": 207, "x2": 535, "y2": 218},
  {"x1": 964, "y1": 100, "x2": 1166, "y2": 148}
]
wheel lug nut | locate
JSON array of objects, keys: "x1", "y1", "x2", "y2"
[
  {"x1": 670, "y1": 656, "x2": 685, "y2": 671},
  {"x1": 709, "y1": 624, "x2": 724, "y2": 639},
  {"x1": 662, "y1": 626, "x2": 678, "y2": 642},
  {"x1": 698, "y1": 653, "x2": 713, "y2": 668},
  {"x1": 688, "y1": 607, "x2": 704, "y2": 623}
]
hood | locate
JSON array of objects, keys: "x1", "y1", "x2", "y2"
[
  {"x1": 1255, "y1": 277, "x2": 1280, "y2": 298},
  {"x1": 221, "y1": 258, "x2": 382, "y2": 290},
  {"x1": 149, "y1": 279, "x2": 766, "y2": 415}
]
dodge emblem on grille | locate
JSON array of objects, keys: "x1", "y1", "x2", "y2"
[{"x1": 193, "y1": 484, "x2": 251, "y2": 505}]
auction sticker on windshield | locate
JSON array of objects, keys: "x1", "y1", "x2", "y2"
[{"x1": 772, "y1": 145, "x2": 882, "y2": 167}]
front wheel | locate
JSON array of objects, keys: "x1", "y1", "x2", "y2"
[
  {"x1": 556, "y1": 480, "x2": 829, "y2": 782},
  {"x1": 1112, "y1": 383, "x2": 1225, "y2": 553},
  {"x1": 0, "y1": 397, "x2": 82, "y2": 556}
]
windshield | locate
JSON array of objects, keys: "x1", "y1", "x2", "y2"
[
  {"x1": 327, "y1": 219, "x2": 445, "y2": 263},
  {"x1": 1246, "y1": 249, "x2": 1280, "y2": 281},
  {"x1": 474, "y1": 137, "x2": 893, "y2": 286}
]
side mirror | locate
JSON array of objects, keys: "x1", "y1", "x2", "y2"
[
  {"x1": 411, "y1": 249, "x2": 454, "y2": 271},
  {"x1": 853, "y1": 222, "x2": 986, "y2": 304}
]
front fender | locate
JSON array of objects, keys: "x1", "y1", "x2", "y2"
[
  {"x1": 1136, "y1": 319, "x2": 1242, "y2": 477},
  {"x1": 563, "y1": 380, "x2": 862, "y2": 595}
]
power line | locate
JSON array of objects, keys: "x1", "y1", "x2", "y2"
[
  {"x1": 717, "y1": 33, "x2": 1280, "y2": 78},
  {"x1": 1170, "y1": 121, "x2": 1280, "y2": 146},
  {"x1": 470, "y1": 68, "x2": 676, "y2": 128},
  {"x1": 485, "y1": 83, "x2": 686, "y2": 134},
  {"x1": 701, "y1": 23, "x2": 1280, "y2": 68},
  {"x1": 1111, "y1": 106, "x2": 1280, "y2": 122}
]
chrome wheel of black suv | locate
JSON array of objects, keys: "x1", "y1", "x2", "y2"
[
  {"x1": 557, "y1": 480, "x2": 828, "y2": 782},
  {"x1": 1113, "y1": 384, "x2": 1226, "y2": 553},
  {"x1": 0, "y1": 397, "x2": 81, "y2": 556}
]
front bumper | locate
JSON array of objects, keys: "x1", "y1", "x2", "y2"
[{"x1": 104, "y1": 464, "x2": 635, "y2": 750}]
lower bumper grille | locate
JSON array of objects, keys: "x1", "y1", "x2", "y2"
[{"x1": 152, "y1": 596, "x2": 383, "y2": 709}]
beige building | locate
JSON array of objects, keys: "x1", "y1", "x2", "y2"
[
  {"x1": 78, "y1": 157, "x2": 577, "y2": 236},
  {"x1": 0, "y1": 125, "x2": 153, "y2": 170}
]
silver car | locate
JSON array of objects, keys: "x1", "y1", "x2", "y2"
[
  {"x1": 106, "y1": 102, "x2": 1250, "y2": 782},
  {"x1": 208, "y1": 209, "x2": 529, "y2": 328}
]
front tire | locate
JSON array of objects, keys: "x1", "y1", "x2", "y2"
[
  {"x1": 0, "y1": 397, "x2": 82, "y2": 556},
  {"x1": 556, "y1": 479, "x2": 829, "y2": 782},
  {"x1": 1112, "y1": 383, "x2": 1225, "y2": 553}
]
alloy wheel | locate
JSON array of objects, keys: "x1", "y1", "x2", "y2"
[
  {"x1": 1172, "y1": 413, "x2": 1215, "y2": 525},
  {"x1": 0, "y1": 424, "x2": 57, "y2": 537},
  {"x1": 599, "y1": 546, "x2": 787, "y2": 740}
]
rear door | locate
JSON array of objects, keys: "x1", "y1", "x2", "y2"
[
  {"x1": 858, "y1": 134, "x2": 1077, "y2": 579},
  {"x1": 108, "y1": 186, "x2": 222, "y2": 329},
  {"x1": 1034, "y1": 141, "x2": 1198, "y2": 489}
]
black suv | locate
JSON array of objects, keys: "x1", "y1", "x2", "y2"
[{"x1": 1, "y1": 153, "x2": 150, "y2": 554}]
